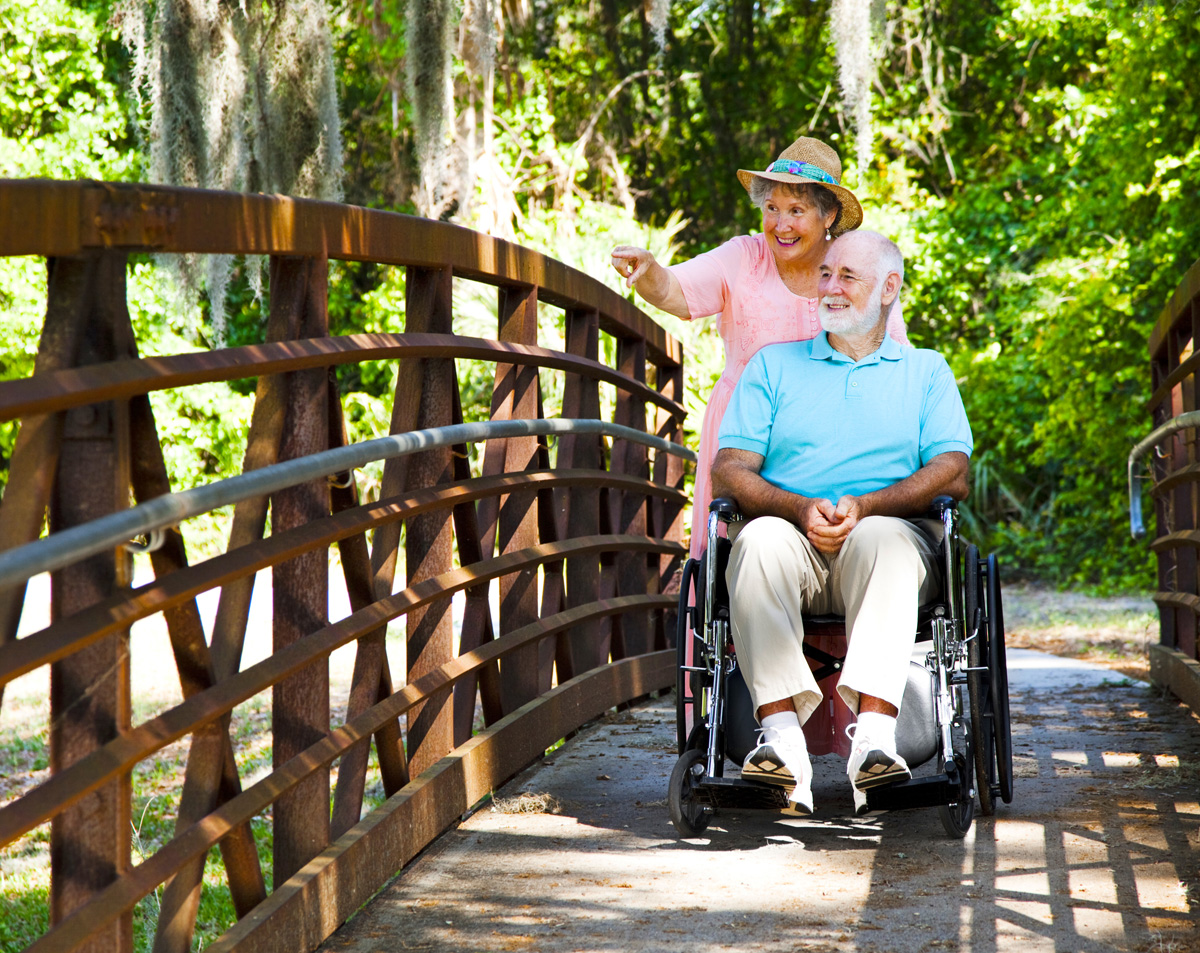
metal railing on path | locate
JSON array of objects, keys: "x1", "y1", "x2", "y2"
[
  {"x1": 1129, "y1": 254, "x2": 1200, "y2": 714},
  {"x1": 0, "y1": 179, "x2": 693, "y2": 953}
]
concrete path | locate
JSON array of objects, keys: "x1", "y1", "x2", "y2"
[{"x1": 319, "y1": 650, "x2": 1200, "y2": 953}]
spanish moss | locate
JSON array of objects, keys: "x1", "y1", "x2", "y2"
[
  {"x1": 830, "y1": 0, "x2": 878, "y2": 181},
  {"x1": 118, "y1": 0, "x2": 343, "y2": 341}
]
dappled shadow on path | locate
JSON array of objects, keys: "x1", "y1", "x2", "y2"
[
  {"x1": 319, "y1": 677, "x2": 1199, "y2": 953},
  {"x1": 853, "y1": 679, "x2": 1200, "y2": 952}
]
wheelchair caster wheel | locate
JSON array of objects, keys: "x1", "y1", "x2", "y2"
[
  {"x1": 669, "y1": 749, "x2": 711, "y2": 837},
  {"x1": 937, "y1": 751, "x2": 975, "y2": 839}
]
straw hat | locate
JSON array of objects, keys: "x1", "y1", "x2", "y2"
[{"x1": 737, "y1": 136, "x2": 863, "y2": 236}]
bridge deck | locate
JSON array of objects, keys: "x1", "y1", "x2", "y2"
[{"x1": 320, "y1": 651, "x2": 1200, "y2": 953}]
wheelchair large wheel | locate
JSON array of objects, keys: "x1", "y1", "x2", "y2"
[
  {"x1": 675, "y1": 557, "x2": 699, "y2": 754},
  {"x1": 965, "y1": 544, "x2": 997, "y2": 816},
  {"x1": 668, "y1": 748, "x2": 711, "y2": 837},
  {"x1": 986, "y1": 553, "x2": 1014, "y2": 804},
  {"x1": 938, "y1": 748, "x2": 975, "y2": 839},
  {"x1": 968, "y1": 549, "x2": 1015, "y2": 814}
]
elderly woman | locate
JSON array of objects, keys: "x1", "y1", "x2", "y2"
[{"x1": 611, "y1": 135, "x2": 908, "y2": 558}]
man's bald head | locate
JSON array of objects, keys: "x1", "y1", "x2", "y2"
[{"x1": 829, "y1": 230, "x2": 905, "y2": 289}]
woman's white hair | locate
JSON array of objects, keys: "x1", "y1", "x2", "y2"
[{"x1": 747, "y1": 177, "x2": 842, "y2": 226}]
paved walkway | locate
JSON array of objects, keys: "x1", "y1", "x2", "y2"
[{"x1": 319, "y1": 650, "x2": 1200, "y2": 953}]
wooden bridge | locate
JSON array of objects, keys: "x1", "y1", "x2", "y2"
[
  {"x1": 1, "y1": 180, "x2": 1198, "y2": 953},
  {"x1": 0, "y1": 180, "x2": 689, "y2": 953}
]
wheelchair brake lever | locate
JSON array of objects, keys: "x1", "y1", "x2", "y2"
[{"x1": 961, "y1": 606, "x2": 983, "y2": 645}]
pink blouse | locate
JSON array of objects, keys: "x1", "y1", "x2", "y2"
[{"x1": 671, "y1": 233, "x2": 910, "y2": 557}]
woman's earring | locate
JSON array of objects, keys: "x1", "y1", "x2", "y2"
[{"x1": 825, "y1": 228, "x2": 832, "y2": 241}]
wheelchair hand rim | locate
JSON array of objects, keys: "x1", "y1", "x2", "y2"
[
  {"x1": 987, "y1": 552, "x2": 1014, "y2": 804},
  {"x1": 676, "y1": 556, "x2": 700, "y2": 755}
]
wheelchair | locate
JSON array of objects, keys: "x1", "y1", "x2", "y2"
[{"x1": 669, "y1": 496, "x2": 1013, "y2": 839}]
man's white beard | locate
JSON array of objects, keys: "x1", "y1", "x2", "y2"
[{"x1": 820, "y1": 293, "x2": 882, "y2": 337}]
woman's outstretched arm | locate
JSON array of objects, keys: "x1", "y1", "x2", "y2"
[{"x1": 611, "y1": 245, "x2": 691, "y2": 318}]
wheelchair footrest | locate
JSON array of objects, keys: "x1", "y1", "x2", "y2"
[
  {"x1": 697, "y1": 776, "x2": 790, "y2": 811},
  {"x1": 865, "y1": 773, "x2": 961, "y2": 812}
]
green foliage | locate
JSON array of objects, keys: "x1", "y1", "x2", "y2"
[
  {"x1": 0, "y1": 0, "x2": 135, "y2": 180},
  {"x1": 888, "y1": 0, "x2": 1198, "y2": 587},
  {"x1": 0, "y1": 0, "x2": 138, "y2": 493},
  {"x1": 487, "y1": 0, "x2": 1195, "y2": 589},
  {"x1": 6, "y1": 0, "x2": 1197, "y2": 591}
]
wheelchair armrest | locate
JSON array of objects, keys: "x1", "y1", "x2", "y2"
[
  {"x1": 926, "y1": 495, "x2": 958, "y2": 519},
  {"x1": 709, "y1": 497, "x2": 744, "y2": 523}
]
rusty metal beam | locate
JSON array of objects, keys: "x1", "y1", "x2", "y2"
[
  {"x1": 403, "y1": 265, "x2": 456, "y2": 778},
  {"x1": 269, "y1": 255, "x2": 332, "y2": 887},
  {"x1": 46, "y1": 251, "x2": 134, "y2": 953},
  {"x1": 23, "y1": 600, "x2": 674, "y2": 953},
  {"x1": 0, "y1": 472, "x2": 684, "y2": 689},
  {"x1": 0, "y1": 334, "x2": 683, "y2": 425},
  {"x1": 489, "y1": 283, "x2": 542, "y2": 714},
  {"x1": 612, "y1": 337, "x2": 651, "y2": 659},
  {"x1": 558, "y1": 309, "x2": 605, "y2": 681},
  {"x1": 0, "y1": 179, "x2": 681, "y2": 366}
]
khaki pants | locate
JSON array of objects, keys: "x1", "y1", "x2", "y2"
[{"x1": 726, "y1": 515, "x2": 940, "y2": 725}]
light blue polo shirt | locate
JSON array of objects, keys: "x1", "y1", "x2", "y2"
[{"x1": 718, "y1": 333, "x2": 972, "y2": 502}]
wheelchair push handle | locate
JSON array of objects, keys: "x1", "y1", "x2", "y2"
[
  {"x1": 926, "y1": 495, "x2": 957, "y2": 518},
  {"x1": 709, "y1": 497, "x2": 742, "y2": 521}
]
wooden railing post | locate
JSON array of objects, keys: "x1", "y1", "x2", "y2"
[
  {"x1": 557, "y1": 308, "x2": 605, "y2": 679},
  {"x1": 1168, "y1": 325, "x2": 1197, "y2": 660},
  {"x1": 45, "y1": 251, "x2": 134, "y2": 953},
  {"x1": 611, "y1": 336, "x2": 651, "y2": 659},
  {"x1": 403, "y1": 265, "x2": 456, "y2": 776},
  {"x1": 652, "y1": 359, "x2": 686, "y2": 650},
  {"x1": 481, "y1": 283, "x2": 542, "y2": 713},
  {"x1": 1151, "y1": 348, "x2": 1176, "y2": 650},
  {"x1": 270, "y1": 255, "x2": 332, "y2": 885}
]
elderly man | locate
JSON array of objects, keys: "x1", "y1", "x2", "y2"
[{"x1": 710, "y1": 230, "x2": 972, "y2": 815}]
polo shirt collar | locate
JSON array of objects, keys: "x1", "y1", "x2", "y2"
[{"x1": 810, "y1": 330, "x2": 905, "y2": 365}]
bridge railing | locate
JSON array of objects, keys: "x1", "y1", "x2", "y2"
[
  {"x1": 1132, "y1": 255, "x2": 1200, "y2": 712},
  {"x1": 0, "y1": 180, "x2": 691, "y2": 953}
]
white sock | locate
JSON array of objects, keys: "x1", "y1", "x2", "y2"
[
  {"x1": 760, "y1": 711, "x2": 803, "y2": 744},
  {"x1": 855, "y1": 711, "x2": 897, "y2": 750}
]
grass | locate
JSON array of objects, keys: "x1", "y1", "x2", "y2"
[
  {"x1": 1003, "y1": 582, "x2": 1157, "y2": 682},
  {"x1": 0, "y1": 689, "x2": 290, "y2": 953},
  {"x1": 0, "y1": 669, "x2": 399, "y2": 953},
  {"x1": 491, "y1": 792, "x2": 563, "y2": 815}
]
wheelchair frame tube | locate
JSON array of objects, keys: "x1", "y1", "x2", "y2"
[
  {"x1": 934, "y1": 505, "x2": 963, "y2": 768},
  {"x1": 931, "y1": 616, "x2": 959, "y2": 767},
  {"x1": 704, "y1": 509, "x2": 727, "y2": 778},
  {"x1": 941, "y1": 506, "x2": 961, "y2": 628},
  {"x1": 704, "y1": 509, "x2": 721, "y2": 642}
]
